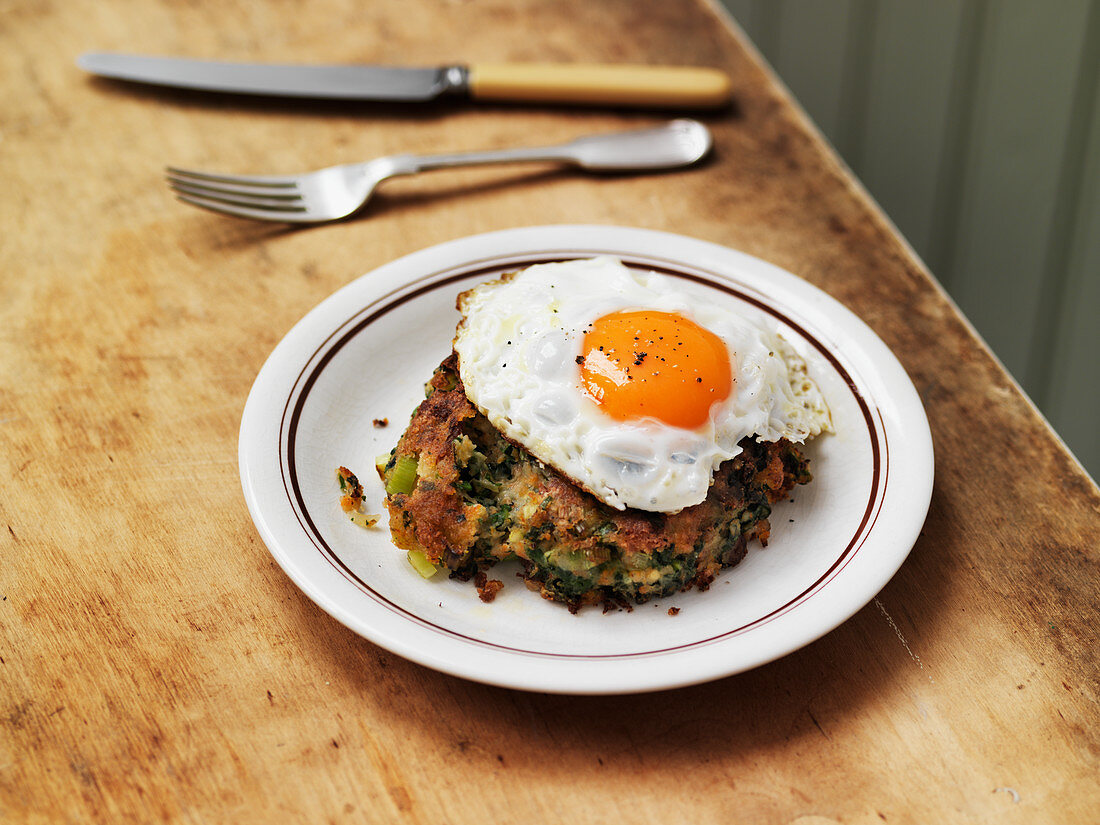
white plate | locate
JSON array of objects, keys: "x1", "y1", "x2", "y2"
[{"x1": 239, "y1": 225, "x2": 933, "y2": 695}]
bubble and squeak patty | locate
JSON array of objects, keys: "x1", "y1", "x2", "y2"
[{"x1": 378, "y1": 355, "x2": 812, "y2": 612}]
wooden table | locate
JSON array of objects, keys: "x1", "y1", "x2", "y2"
[{"x1": 4, "y1": 1, "x2": 1098, "y2": 822}]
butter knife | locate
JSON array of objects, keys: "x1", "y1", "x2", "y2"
[{"x1": 77, "y1": 53, "x2": 732, "y2": 109}]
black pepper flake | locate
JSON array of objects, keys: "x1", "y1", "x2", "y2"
[
  {"x1": 575, "y1": 355, "x2": 584, "y2": 364},
  {"x1": 696, "y1": 377, "x2": 702, "y2": 383}
]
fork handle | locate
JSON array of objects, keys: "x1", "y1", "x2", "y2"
[
  {"x1": 398, "y1": 120, "x2": 711, "y2": 174},
  {"x1": 467, "y1": 63, "x2": 732, "y2": 109}
]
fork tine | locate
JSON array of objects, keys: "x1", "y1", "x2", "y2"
[
  {"x1": 169, "y1": 179, "x2": 305, "y2": 207},
  {"x1": 166, "y1": 171, "x2": 301, "y2": 199},
  {"x1": 166, "y1": 166, "x2": 299, "y2": 188},
  {"x1": 174, "y1": 193, "x2": 319, "y2": 223}
]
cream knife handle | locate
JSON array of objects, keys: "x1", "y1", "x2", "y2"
[{"x1": 467, "y1": 64, "x2": 732, "y2": 108}]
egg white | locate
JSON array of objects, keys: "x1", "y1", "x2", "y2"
[{"x1": 453, "y1": 257, "x2": 831, "y2": 512}]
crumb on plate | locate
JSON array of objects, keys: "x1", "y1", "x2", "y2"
[{"x1": 336, "y1": 466, "x2": 379, "y2": 528}]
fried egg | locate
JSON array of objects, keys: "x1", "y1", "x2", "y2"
[{"x1": 453, "y1": 257, "x2": 831, "y2": 513}]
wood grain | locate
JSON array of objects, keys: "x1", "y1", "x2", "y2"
[{"x1": 2, "y1": 1, "x2": 1098, "y2": 823}]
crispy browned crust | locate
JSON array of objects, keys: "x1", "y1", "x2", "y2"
[
  {"x1": 380, "y1": 361, "x2": 483, "y2": 558},
  {"x1": 380, "y1": 354, "x2": 811, "y2": 611},
  {"x1": 336, "y1": 466, "x2": 363, "y2": 512},
  {"x1": 473, "y1": 572, "x2": 505, "y2": 603}
]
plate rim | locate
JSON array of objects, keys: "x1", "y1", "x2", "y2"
[{"x1": 239, "y1": 224, "x2": 934, "y2": 694}]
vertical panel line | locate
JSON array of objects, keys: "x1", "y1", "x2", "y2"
[
  {"x1": 926, "y1": 0, "x2": 990, "y2": 290},
  {"x1": 836, "y1": 0, "x2": 879, "y2": 173},
  {"x1": 754, "y1": 0, "x2": 783, "y2": 62},
  {"x1": 1027, "y1": 0, "x2": 1100, "y2": 406}
]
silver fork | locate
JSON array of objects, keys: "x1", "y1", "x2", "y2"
[{"x1": 166, "y1": 119, "x2": 711, "y2": 223}]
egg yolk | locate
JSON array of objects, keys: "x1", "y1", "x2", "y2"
[{"x1": 578, "y1": 310, "x2": 733, "y2": 429}]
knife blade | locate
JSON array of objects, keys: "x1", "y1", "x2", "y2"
[{"x1": 76, "y1": 53, "x2": 732, "y2": 109}]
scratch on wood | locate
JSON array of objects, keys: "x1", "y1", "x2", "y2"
[
  {"x1": 807, "y1": 709, "x2": 830, "y2": 740},
  {"x1": 875, "y1": 598, "x2": 934, "y2": 683},
  {"x1": 994, "y1": 787, "x2": 1021, "y2": 803}
]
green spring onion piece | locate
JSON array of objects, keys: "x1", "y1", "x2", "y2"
[
  {"x1": 406, "y1": 550, "x2": 438, "y2": 578},
  {"x1": 385, "y1": 455, "x2": 418, "y2": 495},
  {"x1": 375, "y1": 453, "x2": 392, "y2": 473}
]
